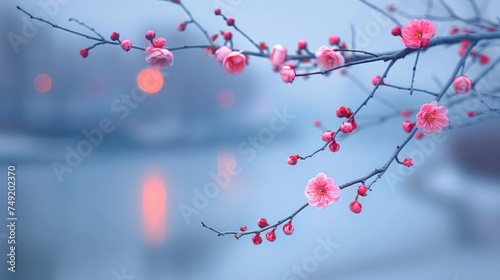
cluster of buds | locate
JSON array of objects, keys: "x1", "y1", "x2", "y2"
[
  {"x1": 350, "y1": 185, "x2": 368, "y2": 214},
  {"x1": 337, "y1": 106, "x2": 358, "y2": 134},
  {"x1": 240, "y1": 218, "x2": 294, "y2": 245}
]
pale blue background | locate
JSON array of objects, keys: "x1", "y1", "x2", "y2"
[{"x1": 1, "y1": 0, "x2": 500, "y2": 279}]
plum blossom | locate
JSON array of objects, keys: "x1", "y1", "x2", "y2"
[
  {"x1": 269, "y1": 44, "x2": 287, "y2": 66},
  {"x1": 315, "y1": 46, "x2": 345, "y2": 70},
  {"x1": 145, "y1": 38, "x2": 173, "y2": 69},
  {"x1": 305, "y1": 173, "x2": 341, "y2": 209},
  {"x1": 416, "y1": 101, "x2": 449, "y2": 135},
  {"x1": 401, "y1": 19, "x2": 435, "y2": 49},
  {"x1": 222, "y1": 51, "x2": 246, "y2": 74},
  {"x1": 280, "y1": 65, "x2": 295, "y2": 83},
  {"x1": 453, "y1": 75, "x2": 472, "y2": 94},
  {"x1": 215, "y1": 46, "x2": 232, "y2": 64},
  {"x1": 402, "y1": 120, "x2": 415, "y2": 133},
  {"x1": 120, "y1": 39, "x2": 132, "y2": 52}
]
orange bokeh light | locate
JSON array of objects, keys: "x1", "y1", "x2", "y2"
[
  {"x1": 142, "y1": 172, "x2": 167, "y2": 245},
  {"x1": 136, "y1": 68, "x2": 163, "y2": 94},
  {"x1": 34, "y1": 73, "x2": 52, "y2": 93}
]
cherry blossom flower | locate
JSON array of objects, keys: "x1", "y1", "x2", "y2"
[
  {"x1": 120, "y1": 39, "x2": 132, "y2": 52},
  {"x1": 416, "y1": 101, "x2": 449, "y2": 135},
  {"x1": 315, "y1": 46, "x2": 345, "y2": 70},
  {"x1": 304, "y1": 173, "x2": 341, "y2": 209},
  {"x1": 280, "y1": 65, "x2": 296, "y2": 83},
  {"x1": 269, "y1": 44, "x2": 287, "y2": 66},
  {"x1": 152, "y1": 38, "x2": 166, "y2": 48},
  {"x1": 453, "y1": 75, "x2": 472, "y2": 94},
  {"x1": 401, "y1": 19, "x2": 435, "y2": 49},
  {"x1": 340, "y1": 122, "x2": 353, "y2": 133},
  {"x1": 222, "y1": 51, "x2": 246, "y2": 74},
  {"x1": 145, "y1": 39, "x2": 174, "y2": 69},
  {"x1": 215, "y1": 46, "x2": 232, "y2": 64}
]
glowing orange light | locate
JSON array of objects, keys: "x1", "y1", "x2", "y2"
[
  {"x1": 34, "y1": 73, "x2": 52, "y2": 93},
  {"x1": 136, "y1": 68, "x2": 163, "y2": 94},
  {"x1": 216, "y1": 89, "x2": 235, "y2": 109},
  {"x1": 142, "y1": 172, "x2": 167, "y2": 245}
]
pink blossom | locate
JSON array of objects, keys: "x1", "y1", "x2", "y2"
[
  {"x1": 222, "y1": 51, "x2": 246, "y2": 74},
  {"x1": 269, "y1": 45, "x2": 286, "y2": 65},
  {"x1": 152, "y1": 38, "x2": 166, "y2": 48},
  {"x1": 280, "y1": 65, "x2": 296, "y2": 83},
  {"x1": 349, "y1": 201, "x2": 362, "y2": 214},
  {"x1": 145, "y1": 45, "x2": 174, "y2": 69},
  {"x1": 340, "y1": 122, "x2": 353, "y2": 133},
  {"x1": 222, "y1": 31, "x2": 232, "y2": 41},
  {"x1": 453, "y1": 75, "x2": 472, "y2": 94},
  {"x1": 252, "y1": 234, "x2": 262, "y2": 245},
  {"x1": 315, "y1": 46, "x2": 345, "y2": 70},
  {"x1": 336, "y1": 106, "x2": 348, "y2": 118},
  {"x1": 287, "y1": 154, "x2": 298, "y2": 165},
  {"x1": 305, "y1": 173, "x2": 341, "y2": 209},
  {"x1": 321, "y1": 130, "x2": 334, "y2": 142},
  {"x1": 215, "y1": 46, "x2": 232, "y2": 64},
  {"x1": 328, "y1": 141, "x2": 340, "y2": 152},
  {"x1": 416, "y1": 101, "x2": 449, "y2": 135},
  {"x1": 401, "y1": 19, "x2": 435, "y2": 49},
  {"x1": 283, "y1": 221, "x2": 294, "y2": 235},
  {"x1": 269, "y1": 44, "x2": 287, "y2": 66},
  {"x1": 120, "y1": 39, "x2": 132, "y2": 52},
  {"x1": 402, "y1": 120, "x2": 415, "y2": 133},
  {"x1": 145, "y1": 30, "x2": 155, "y2": 40},
  {"x1": 328, "y1": 35, "x2": 340, "y2": 45},
  {"x1": 403, "y1": 158, "x2": 413, "y2": 167},
  {"x1": 226, "y1": 17, "x2": 235, "y2": 26}
]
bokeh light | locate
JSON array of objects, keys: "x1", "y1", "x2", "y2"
[
  {"x1": 137, "y1": 68, "x2": 164, "y2": 94},
  {"x1": 142, "y1": 172, "x2": 167, "y2": 245},
  {"x1": 34, "y1": 73, "x2": 52, "y2": 93},
  {"x1": 217, "y1": 150, "x2": 240, "y2": 197},
  {"x1": 216, "y1": 89, "x2": 236, "y2": 109}
]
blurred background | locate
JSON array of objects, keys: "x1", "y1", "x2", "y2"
[{"x1": 0, "y1": 0, "x2": 499, "y2": 279}]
